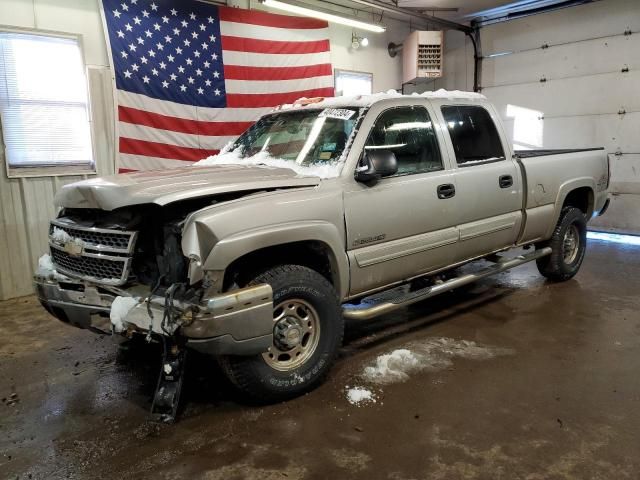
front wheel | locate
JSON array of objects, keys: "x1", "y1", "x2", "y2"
[
  {"x1": 536, "y1": 206, "x2": 587, "y2": 281},
  {"x1": 218, "y1": 265, "x2": 343, "y2": 403}
]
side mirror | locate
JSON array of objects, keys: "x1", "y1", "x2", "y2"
[{"x1": 355, "y1": 149, "x2": 398, "y2": 183}]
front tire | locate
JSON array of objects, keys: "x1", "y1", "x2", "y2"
[
  {"x1": 218, "y1": 265, "x2": 343, "y2": 403},
  {"x1": 536, "y1": 206, "x2": 587, "y2": 281}
]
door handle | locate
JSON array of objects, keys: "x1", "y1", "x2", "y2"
[
  {"x1": 437, "y1": 183, "x2": 456, "y2": 199},
  {"x1": 499, "y1": 175, "x2": 513, "y2": 188}
]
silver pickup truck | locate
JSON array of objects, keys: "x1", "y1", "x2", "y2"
[{"x1": 35, "y1": 91, "x2": 609, "y2": 412}]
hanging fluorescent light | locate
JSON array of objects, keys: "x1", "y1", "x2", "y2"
[{"x1": 261, "y1": 0, "x2": 386, "y2": 33}]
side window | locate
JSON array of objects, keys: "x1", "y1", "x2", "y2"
[
  {"x1": 364, "y1": 106, "x2": 443, "y2": 175},
  {"x1": 441, "y1": 105, "x2": 505, "y2": 166}
]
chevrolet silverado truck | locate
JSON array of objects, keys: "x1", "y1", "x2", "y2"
[{"x1": 35, "y1": 91, "x2": 610, "y2": 415}]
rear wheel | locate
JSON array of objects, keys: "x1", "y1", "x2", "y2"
[
  {"x1": 536, "y1": 207, "x2": 587, "y2": 281},
  {"x1": 218, "y1": 265, "x2": 343, "y2": 403}
]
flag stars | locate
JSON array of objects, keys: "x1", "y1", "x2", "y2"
[
  {"x1": 209, "y1": 35, "x2": 216, "y2": 42},
  {"x1": 150, "y1": 2, "x2": 158, "y2": 11},
  {"x1": 165, "y1": 35, "x2": 172, "y2": 43},
  {"x1": 196, "y1": 68, "x2": 202, "y2": 76},
  {"x1": 156, "y1": 43, "x2": 164, "y2": 51},
  {"x1": 181, "y1": 20, "x2": 188, "y2": 28},
  {"x1": 207, "y1": 16, "x2": 214, "y2": 23},
  {"x1": 191, "y1": 32, "x2": 199, "y2": 39},
  {"x1": 142, "y1": 10, "x2": 149, "y2": 18},
  {"x1": 186, "y1": 58, "x2": 193, "y2": 65},
  {"x1": 162, "y1": 16, "x2": 169, "y2": 24},
  {"x1": 194, "y1": 51, "x2": 201, "y2": 58},
  {"x1": 125, "y1": 23, "x2": 133, "y2": 32},
  {"x1": 145, "y1": 30, "x2": 153, "y2": 38},
  {"x1": 159, "y1": 61, "x2": 167, "y2": 69},
  {"x1": 133, "y1": 16, "x2": 141, "y2": 25},
  {"x1": 142, "y1": 75, "x2": 150, "y2": 84},
  {"x1": 197, "y1": 87, "x2": 204, "y2": 94},
  {"x1": 178, "y1": 65, "x2": 185, "y2": 73},
  {"x1": 173, "y1": 28, "x2": 181, "y2": 36},
  {"x1": 170, "y1": 73, "x2": 177, "y2": 81},
  {"x1": 205, "y1": 79, "x2": 211, "y2": 86},
  {"x1": 213, "y1": 70, "x2": 220, "y2": 78},
  {"x1": 124, "y1": 70, "x2": 132, "y2": 79},
  {"x1": 199, "y1": 24, "x2": 206, "y2": 31},
  {"x1": 162, "y1": 80, "x2": 169, "y2": 88},
  {"x1": 140, "y1": 56, "x2": 148, "y2": 64},
  {"x1": 211, "y1": 53, "x2": 218, "y2": 60},
  {"x1": 170, "y1": 8, "x2": 178, "y2": 16},
  {"x1": 136, "y1": 37, "x2": 144, "y2": 45},
  {"x1": 151, "y1": 68, "x2": 159, "y2": 76},
  {"x1": 121, "y1": 3, "x2": 128, "y2": 11},
  {"x1": 148, "y1": 49, "x2": 156, "y2": 57},
  {"x1": 190, "y1": 13, "x2": 197, "y2": 20},
  {"x1": 201, "y1": 42, "x2": 208, "y2": 50},
  {"x1": 131, "y1": 0, "x2": 138, "y2": 5},
  {"x1": 131, "y1": 63, "x2": 139, "y2": 72},
  {"x1": 183, "y1": 39, "x2": 191, "y2": 47},
  {"x1": 117, "y1": 30, "x2": 125, "y2": 38},
  {"x1": 167, "y1": 54, "x2": 175, "y2": 62},
  {"x1": 113, "y1": 9, "x2": 121, "y2": 18},
  {"x1": 214, "y1": 88, "x2": 221, "y2": 96},
  {"x1": 176, "y1": 47, "x2": 183, "y2": 55},
  {"x1": 187, "y1": 76, "x2": 194, "y2": 84},
  {"x1": 153, "y1": 23, "x2": 161, "y2": 31},
  {"x1": 203, "y1": 61, "x2": 210, "y2": 68},
  {"x1": 180, "y1": 84, "x2": 187, "y2": 92},
  {"x1": 120, "y1": 50, "x2": 128, "y2": 59},
  {"x1": 128, "y1": 43, "x2": 137, "y2": 52}
]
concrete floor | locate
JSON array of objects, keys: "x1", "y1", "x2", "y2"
[{"x1": 1, "y1": 238, "x2": 639, "y2": 479}]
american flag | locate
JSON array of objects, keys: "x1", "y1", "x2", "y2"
[{"x1": 101, "y1": 0, "x2": 333, "y2": 172}]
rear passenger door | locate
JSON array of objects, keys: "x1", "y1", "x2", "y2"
[
  {"x1": 344, "y1": 104, "x2": 459, "y2": 296},
  {"x1": 438, "y1": 104, "x2": 523, "y2": 262}
]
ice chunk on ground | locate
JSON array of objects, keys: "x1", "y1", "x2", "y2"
[
  {"x1": 110, "y1": 296, "x2": 139, "y2": 333},
  {"x1": 195, "y1": 149, "x2": 343, "y2": 179},
  {"x1": 37, "y1": 254, "x2": 56, "y2": 276},
  {"x1": 361, "y1": 337, "x2": 513, "y2": 385},
  {"x1": 346, "y1": 387, "x2": 376, "y2": 405}
]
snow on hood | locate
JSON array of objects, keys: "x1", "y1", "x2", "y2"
[{"x1": 194, "y1": 149, "x2": 344, "y2": 179}]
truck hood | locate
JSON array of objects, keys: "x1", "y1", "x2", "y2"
[{"x1": 55, "y1": 164, "x2": 322, "y2": 210}]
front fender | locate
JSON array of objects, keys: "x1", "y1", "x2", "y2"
[{"x1": 204, "y1": 221, "x2": 349, "y2": 299}]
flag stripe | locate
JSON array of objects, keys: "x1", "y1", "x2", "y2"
[
  {"x1": 118, "y1": 105, "x2": 252, "y2": 136},
  {"x1": 226, "y1": 87, "x2": 335, "y2": 108},
  {"x1": 120, "y1": 137, "x2": 219, "y2": 161},
  {"x1": 119, "y1": 121, "x2": 236, "y2": 151},
  {"x1": 221, "y1": 36, "x2": 330, "y2": 55},
  {"x1": 218, "y1": 6, "x2": 328, "y2": 29},
  {"x1": 219, "y1": 20, "x2": 329, "y2": 42},
  {"x1": 224, "y1": 64, "x2": 332, "y2": 81},
  {"x1": 225, "y1": 75, "x2": 334, "y2": 95},
  {"x1": 222, "y1": 50, "x2": 331, "y2": 69},
  {"x1": 119, "y1": 154, "x2": 195, "y2": 171}
]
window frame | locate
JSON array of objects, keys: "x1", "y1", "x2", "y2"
[
  {"x1": 334, "y1": 69, "x2": 373, "y2": 97},
  {"x1": 0, "y1": 25, "x2": 97, "y2": 178},
  {"x1": 440, "y1": 104, "x2": 506, "y2": 169},
  {"x1": 360, "y1": 105, "x2": 444, "y2": 178}
]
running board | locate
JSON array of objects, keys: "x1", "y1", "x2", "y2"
[{"x1": 342, "y1": 247, "x2": 552, "y2": 321}]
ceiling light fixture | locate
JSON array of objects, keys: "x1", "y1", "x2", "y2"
[{"x1": 261, "y1": 0, "x2": 386, "y2": 33}]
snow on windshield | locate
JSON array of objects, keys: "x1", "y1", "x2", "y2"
[{"x1": 195, "y1": 149, "x2": 346, "y2": 179}]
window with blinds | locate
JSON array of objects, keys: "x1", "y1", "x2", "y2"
[{"x1": 0, "y1": 32, "x2": 94, "y2": 172}]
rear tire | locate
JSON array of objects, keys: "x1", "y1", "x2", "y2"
[
  {"x1": 536, "y1": 206, "x2": 587, "y2": 281},
  {"x1": 218, "y1": 265, "x2": 343, "y2": 403}
]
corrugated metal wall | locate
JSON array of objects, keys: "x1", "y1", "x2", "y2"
[{"x1": 0, "y1": 67, "x2": 114, "y2": 300}]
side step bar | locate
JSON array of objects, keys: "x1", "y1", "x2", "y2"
[{"x1": 342, "y1": 247, "x2": 552, "y2": 320}]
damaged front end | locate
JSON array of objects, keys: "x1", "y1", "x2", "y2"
[{"x1": 34, "y1": 204, "x2": 274, "y2": 356}]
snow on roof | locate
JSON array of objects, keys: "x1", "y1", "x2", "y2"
[{"x1": 278, "y1": 89, "x2": 486, "y2": 111}]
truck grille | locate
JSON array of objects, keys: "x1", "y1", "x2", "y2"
[{"x1": 49, "y1": 220, "x2": 138, "y2": 285}]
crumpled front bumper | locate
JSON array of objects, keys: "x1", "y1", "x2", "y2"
[{"x1": 34, "y1": 275, "x2": 274, "y2": 356}]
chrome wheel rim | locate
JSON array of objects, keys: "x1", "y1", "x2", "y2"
[
  {"x1": 262, "y1": 299, "x2": 320, "y2": 372},
  {"x1": 563, "y1": 224, "x2": 580, "y2": 264}
]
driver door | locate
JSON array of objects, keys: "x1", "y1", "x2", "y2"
[{"x1": 343, "y1": 104, "x2": 460, "y2": 296}]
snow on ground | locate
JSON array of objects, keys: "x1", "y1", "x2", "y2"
[
  {"x1": 110, "y1": 296, "x2": 139, "y2": 333},
  {"x1": 362, "y1": 337, "x2": 513, "y2": 385},
  {"x1": 194, "y1": 149, "x2": 344, "y2": 179},
  {"x1": 345, "y1": 387, "x2": 376, "y2": 406}
]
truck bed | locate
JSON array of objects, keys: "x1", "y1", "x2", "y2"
[{"x1": 514, "y1": 147, "x2": 604, "y2": 158}]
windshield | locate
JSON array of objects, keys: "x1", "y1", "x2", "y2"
[{"x1": 195, "y1": 107, "x2": 361, "y2": 178}]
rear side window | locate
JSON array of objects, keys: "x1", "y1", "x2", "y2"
[{"x1": 441, "y1": 106, "x2": 505, "y2": 166}]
